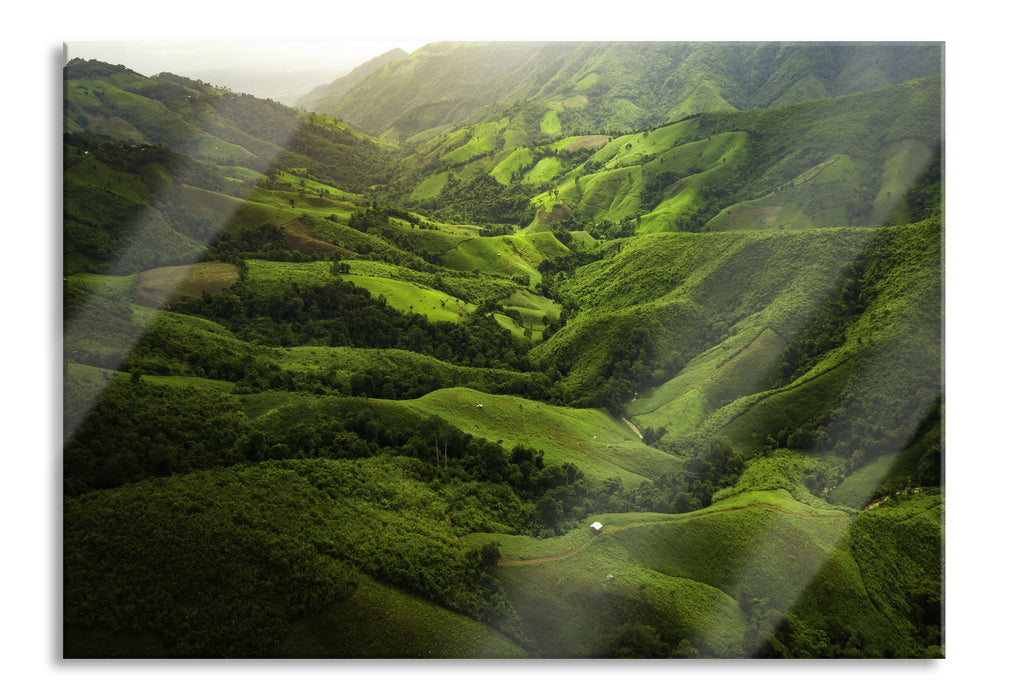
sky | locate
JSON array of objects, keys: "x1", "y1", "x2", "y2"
[{"x1": 64, "y1": 40, "x2": 432, "y2": 105}]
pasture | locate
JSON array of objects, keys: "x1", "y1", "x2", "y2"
[
  {"x1": 134, "y1": 262, "x2": 240, "y2": 307},
  {"x1": 399, "y1": 387, "x2": 683, "y2": 485}
]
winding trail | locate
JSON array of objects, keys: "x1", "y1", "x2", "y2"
[
  {"x1": 622, "y1": 417, "x2": 643, "y2": 440},
  {"x1": 496, "y1": 499, "x2": 851, "y2": 567}
]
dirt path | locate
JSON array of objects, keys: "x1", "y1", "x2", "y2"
[
  {"x1": 496, "y1": 500, "x2": 851, "y2": 567},
  {"x1": 503, "y1": 239, "x2": 531, "y2": 269},
  {"x1": 622, "y1": 417, "x2": 643, "y2": 440}
]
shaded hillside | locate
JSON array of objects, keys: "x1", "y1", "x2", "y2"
[
  {"x1": 536, "y1": 217, "x2": 941, "y2": 468},
  {"x1": 64, "y1": 58, "x2": 398, "y2": 192}
]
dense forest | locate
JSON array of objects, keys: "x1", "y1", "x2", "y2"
[{"x1": 62, "y1": 43, "x2": 943, "y2": 660}]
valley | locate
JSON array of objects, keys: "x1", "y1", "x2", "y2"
[{"x1": 62, "y1": 42, "x2": 944, "y2": 659}]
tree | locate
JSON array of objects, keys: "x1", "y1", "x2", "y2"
[
  {"x1": 607, "y1": 622, "x2": 669, "y2": 658},
  {"x1": 477, "y1": 542, "x2": 501, "y2": 569}
]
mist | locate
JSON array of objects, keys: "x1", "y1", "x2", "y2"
[{"x1": 64, "y1": 40, "x2": 428, "y2": 105}]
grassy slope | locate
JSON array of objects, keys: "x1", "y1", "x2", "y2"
[
  {"x1": 266, "y1": 345, "x2": 537, "y2": 397},
  {"x1": 542, "y1": 218, "x2": 940, "y2": 462},
  {"x1": 536, "y1": 227, "x2": 874, "y2": 400},
  {"x1": 275, "y1": 575, "x2": 528, "y2": 658},
  {"x1": 412, "y1": 76, "x2": 941, "y2": 238},
  {"x1": 472, "y1": 468, "x2": 938, "y2": 657},
  {"x1": 440, "y1": 231, "x2": 569, "y2": 286},
  {"x1": 339, "y1": 274, "x2": 474, "y2": 323},
  {"x1": 480, "y1": 487, "x2": 838, "y2": 656},
  {"x1": 244, "y1": 258, "x2": 555, "y2": 335},
  {"x1": 64, "y1": 58, "x2": 943, "y2": 659},
  {"x1": 396, "y1": 387, "x2": 681, "y2": 486}
]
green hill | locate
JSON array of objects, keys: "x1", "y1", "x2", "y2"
[
  {"x1": 399, "y1": 387, "x2": 681, "y2": 486},
  {"x1": 303, "y1": 42, "x2": 941, "y2": 142},
  {"x1": 388, "y1": 75, "x2": 940, "y2": 237}
]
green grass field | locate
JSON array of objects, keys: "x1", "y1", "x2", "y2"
[
  {"x1": 826, "y1": 453, "x2": 900, "y2": 509},
  {"x1": 440, "y1": 232, "x2": 565, "y2": 285},
  {"x1": 473, "y1": 485, "x2": 866, "y2": 657},
  {"x1": 540, "y1": 110, "x2": 562, "y2": 136},
  {"x1": 340, "y1": 274, "x2": 474, "y2": 322},
  {"x1": 490, "y1": 148, "x2": 534, "y2": 184},
  {"x1": 871, "y1": 138, "x2": 935, "y2": 225},
  {"x1": 440, "y1": 119, "x2": 507, "y2": 165},
  {"x1": 134, "y1": 262, "x2": 240, "y2": 307},
  {"x1": 63, "y1": 58, "x2": 944, "y2": 658},
  {"x1": 523, "y1": 156, "x2": 563, "y2": 184},
  {"x1": 397, "y1": 387, "x2": 682, "y2": 485},
  {"x1": 409, "y1": 171, "x2": 450, "y2": 201},
  {"x1": 275, "y1": 575, "x2": 529, "y2": 658}
]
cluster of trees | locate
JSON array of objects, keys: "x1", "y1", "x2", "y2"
[
  {"x1": 63, "y1": 134, "x2": 240, "y2": 274},
  {"x1": 205, "y1": 222, "x2": 351, "y2": 265},
  {"x1": 639, "y1": 170, "x2": 687, "y2": 210},
  {"x1": 61, "y1": 368, "x2": 637, "y2": 656},
  {"x1": 255, "y1": 409, "x2": 600, "y2": 536},
  {"x1": 62, "y1": 379, "x2": 254, "y2": 494},
  {"x1": 65, "y1": 133, "x2": 244, "y2": 195},
  {"x1": 64, "y1": 457, "x2": 511, "y2": 657},
  {"x1": 686, "y1": 79, "x2": 941, "y2": 218},
  {"x1": 767, "y1": 220, "x2": 942, "y2": 477},
  {"x1": 577, "y1": 327, "x2": 684, "y2": 414},
  {"x1": 628, "y1": 440, "x2": 747, "y2": 513},
  {"x1": 415, "y1": 173, "x2": 537, "y2": 226},
  {"x1": 773, "y1": 261, "x2": 867, "y2": 388},
  {"x1": 178, "y1": 278, "x2": 534, "y2": 373}
]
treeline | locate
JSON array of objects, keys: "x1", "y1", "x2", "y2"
[
  {"x1": 118, "y1": 304, "x2": 551, "y2": 402},
  {"x1": 63, "y1": 373, "x2": 631, "y2": 537},
  {"x1": 62, "y1": 378, "x2": 633, "y2": 654},
  {"x1": 273, "y1": 116, "x2": 394, "y2": 192},
  {"x1": 904, "y1": 144, "x2": 944, "y2": 222},
  {"x1": 414, "y1": 173, "x2": 537, "y2": 226},
  {"x1": 257, "y1": 410, "x2": 601, "y2": 536},
  {"x1": 690, "y1": 78, "x2": 942, "y2": 211},
  {"x1": 577, "y1": 326, "x2": 684, "y2": 415},
  {"x1": 204, "y1": 222, "x2": 339, "y2": 264},
  {"x1": 176, "y1": 278, "x2": 534, "y2": 373},
  {"x1": 66, "y1": 59, "x2": 395, "y2": 193},
  {"x1": 64, "y1": 132, "x2": 246, "y2": 196},
  {"x1": 63, "y1": 134, "x2": 237, "y2": 274}
]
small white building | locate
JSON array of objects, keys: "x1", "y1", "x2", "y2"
[{"x1": 590, "y1": 522, "x2": 603, "y2": 532}]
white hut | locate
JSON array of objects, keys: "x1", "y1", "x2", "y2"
[{"x1": 590, "y1": 522, "x2": 603, "y2": 532}]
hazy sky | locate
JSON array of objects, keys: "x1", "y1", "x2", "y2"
[{"x1": 65, "y1": 40, "x2": 432, "y2": 104}]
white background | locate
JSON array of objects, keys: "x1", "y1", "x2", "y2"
[{"x1": 4, "y1": 2, "x2": 997, "y2": 697}]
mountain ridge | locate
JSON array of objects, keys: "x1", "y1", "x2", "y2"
[
  {"x1": 295, "y1": 48, "x2": 409, "y2": 111},
  {"x1": 299, "y1": 41, "x2": 942, "y2": 142}
]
